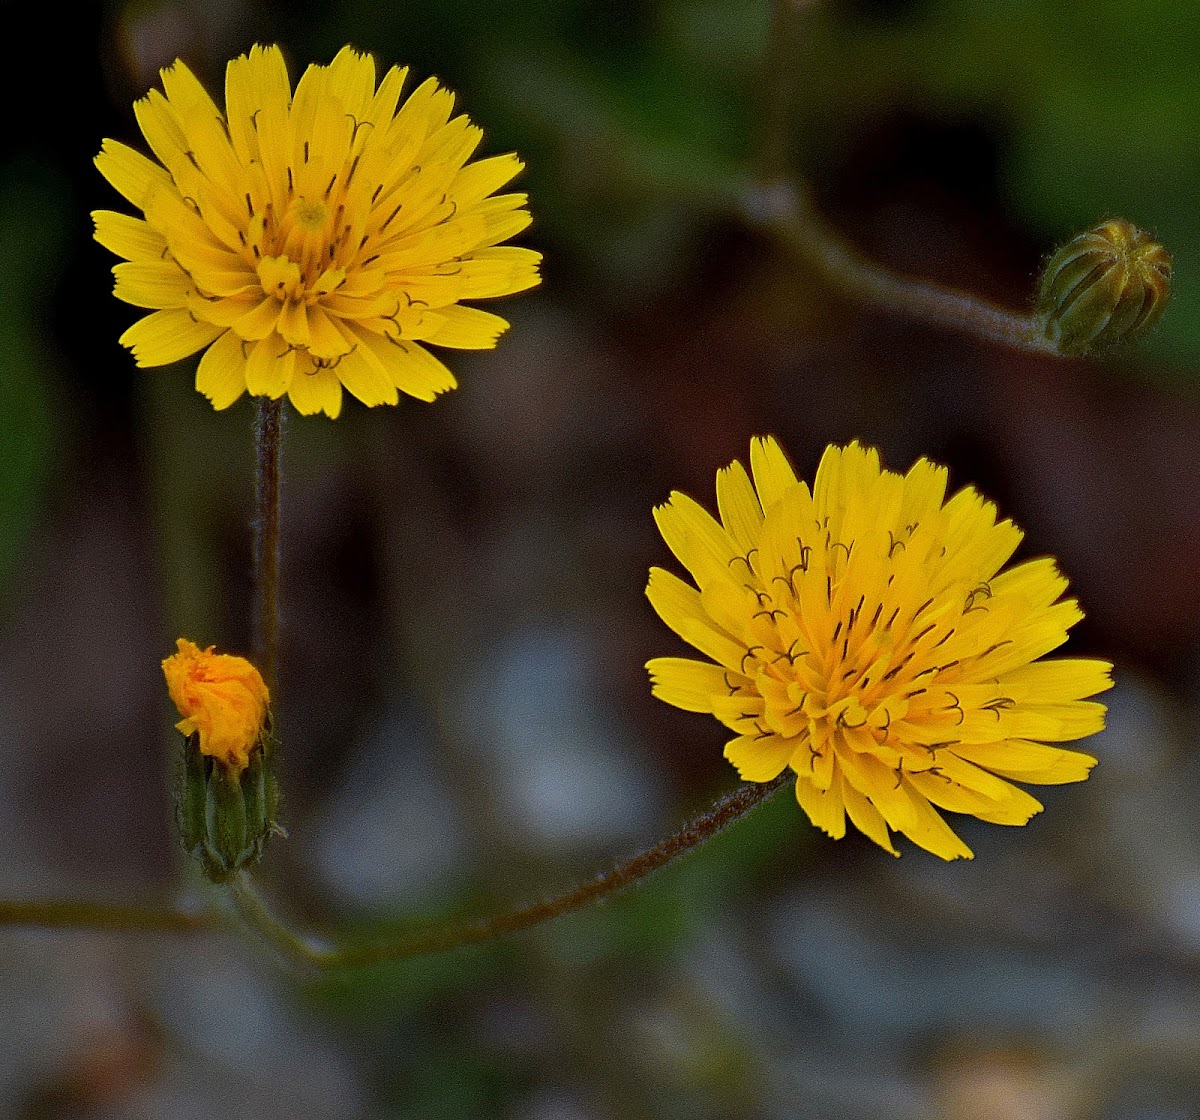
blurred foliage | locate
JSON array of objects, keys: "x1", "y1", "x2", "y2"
[
  {"x1": 790, "y1": 0, "x2": 1200, "y2": 364},
  {"x1": 0, "y1": 161, "x2": 61, "y2": 613}
]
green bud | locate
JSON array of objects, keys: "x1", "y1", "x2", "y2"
[
  {"x1": 176, "y1": 730, "x2": 281, "y2": 883},
  {"x1": 1036, "y1": 219, "x2": 1172, "y2": 356}
]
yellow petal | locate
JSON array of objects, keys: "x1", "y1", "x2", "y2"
[
  {"x1": 287, "y1": 366, "x2": 344, "y2": 418},
  {"x1": 749, "y1": 435, "x2": 798, "y2": 510},
  {"x1": 646, "y1": 657, "x2": 731, "y2": 713},
  {"x1": 92, "y1": 210, "x2": 167, "y2": 262},
  {"x1": 352, "y1": 330, "x2": 457, "y2": 400},
  {"x1": 841, "y1": 779, "x2": 898, "y2": 856},
  {"x1": 332, "y1": 344, "x2": 399, "y2": 408},
  {"x1": 119, "y1": 309, "x2": 223, "y2": 367},
  {"x1": 715, "y1": 459, "x2": 763, "y2": 553},
  {"x1": 422, "y1": 304, "x2": 510, "y2": 349},
  {"x1": 195, "y1": 329, "x2": 247, "y2": 409},
  {"x1": 795, "y1": 770, "x2": 847, "y2": 838},
  {"x1": 94, "y1": 139, "x2": 173, "y2": 208},
  {"x1": 243, "y1": 334, "x2": 296, "y2": 397},
  {"x1": 952, "y1": 740, "x2": 1098, "y2": 784},
  {"x1": 724, "y1": 734, "x2": 793, "y2": 782},
  {"x1": 113, "y1": 261, "x2": 193, "y2": 309}
]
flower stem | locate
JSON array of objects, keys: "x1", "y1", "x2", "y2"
[
  {"x1": 0, "y1": 899, "x2": 203, "y2": 933},
  {"x1": 0, "y1": 777, "x2": 791, "y2": 966},
  {"x1": 743, "y1": 179, "x2": 1059, "y2": 356},
  {"x1": 224, "y1": 775, "x2": 789, "y2": 972},
  {"x1": 254, "y1": 397, "x2": 284, "y2": 695},
  {"x1": 227, "y1": 872, "x2": 330, "y2": 972}
]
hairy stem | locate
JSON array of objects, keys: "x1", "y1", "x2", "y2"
[
  {"x1": 231, "y1": 774, "x2": 790, "y2": 972},
  {"x1": 0, "y1": 777, "x2": 790, "y2": 966},
  {"x1": 254, "y1": 396, "x2": 284, "y2": 694}
]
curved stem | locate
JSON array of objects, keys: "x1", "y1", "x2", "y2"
[
  {"x1": 743, "y1": 179, "x2": 1058, "y2": 356},
  {"x1": 0, "y1": 899, "x2": 203, "y2": 933},
  {"x1": 230, "y1": 774, "x2": 791, "y2": 972},
  {"x1": 227, "y1": 872, "x2": 330, "y2": 972},
  {"x1": 254, "y1": 396, "x2": 283, "y2": 695},
  {"x1": 0, "y1": 777, "x2": 790, "y2": 966}
]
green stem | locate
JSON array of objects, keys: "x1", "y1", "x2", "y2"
[
  {"x1": 227, "y1": 872, "x2": 329, "y2": 971},
  {"x1": 254, "y1": 396, "x2": 284, "y2": 695},
  {"x1": 0, "y1": 899, "x2": 203, "y2": 933},
  {"x1": 0, "y1": 777, "x2": 790, "y2": 966},
  {"x1": 231, "y1": 774, "x2": 790, "y2": 972},
  {"x1": 743, "y1": 179, "x2": 1058, "y2": 356}
]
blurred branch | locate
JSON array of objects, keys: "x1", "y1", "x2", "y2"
[
  {"x1": 741, "y1": 179, "x2": 1059, "y2": 355},
  {"x1": 0, "y1": 776, "x2": 789, "y2": 967},
  {"x1": 757, "y1": 0, "x2": 804, "y2": 184},
  {"x1": 0, "y1": 899, "x2": 203, "y2": 933}
]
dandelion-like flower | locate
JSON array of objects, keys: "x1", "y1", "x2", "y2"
[
  {"x1": 646, "y1": 438, "x2": 1111, "y2": 860},
  {"x1": 163, "y1": 638, "x2": 269, "y2": 773},
  {"x1": 95, "y1": 45, "x2": 541, "y2": 417}
]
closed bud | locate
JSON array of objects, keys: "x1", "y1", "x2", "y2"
[
  {"x1": 163, "y1": 639, "x2": 281, "y2": 882},
  {"x1": 1036, "y1": 219, "x2": 1172, "y2": 356},
  {"x1": 177, "y1": 729, "x2": 281, "y2": 882}
]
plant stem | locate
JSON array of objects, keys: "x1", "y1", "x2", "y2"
[
  {"x1": 325, "y1": 773, "x2": 791, "y2": 970},
  {"x1": 0, "y1": 899, "x2": 203, "y2": 933},
  {"x1": 743, "y1": 179, "x2": 1059, "y2": 356},
  {"x1": 223, "y1": 775, "x2": 789, "y2": 972},
  {"x1": 227, "y1": 872, "x2": 330, "y2": 972},
  {"x1": 254, "y1": 396, "x2": 284, "y2": 695},
  {"x1": 0, "y1": 776, "x2": 790, "y2": 965}
]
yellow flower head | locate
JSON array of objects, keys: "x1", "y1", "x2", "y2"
[
  {"x1": 646, "y1": 438, "x2": 1112, "y2": 860},
  {"x1": 162, "y1": 639, "x2": 270, "y2": 773},
  {"x1": 95, "y1": 45, "x2": 541, "y2": 418}
]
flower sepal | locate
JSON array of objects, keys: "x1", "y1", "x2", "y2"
[{"x1": 177, "y1": 728, "x2": 281, "y2": 883}]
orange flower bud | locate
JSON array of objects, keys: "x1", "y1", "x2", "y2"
[{"x1": 162, "y1": 639, "x2": 269, "y2": 774}]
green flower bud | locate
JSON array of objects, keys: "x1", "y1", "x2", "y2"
[
  {"x1": 177, "y1": 730, "x2": 282, "y2": 883},
  {"x1": 1036, "y1": 219, "x2": 1172, "y2": 356}
]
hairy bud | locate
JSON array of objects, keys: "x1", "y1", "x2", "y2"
[
  {"x1": 178, "y1": 729, "x2": 281, "y2": 882},
  {"x1": 1036, "y1": 219, "x2": 1172, "y2": 355},
  {"x1": 163, "y1": 639, "x2": 281, "y2": 881}
]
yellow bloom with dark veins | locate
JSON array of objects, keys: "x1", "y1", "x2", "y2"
[
  {"x1": 162, "y1": 639, "x2": 269, "y2": 773},
  {"x1": 646, "y1": 438, "x2": 1111, "y2": 860},
  {"x1": 94, "y1": 44, "x2": 541, "y2": 418}
]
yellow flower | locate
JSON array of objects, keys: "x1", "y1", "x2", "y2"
[
  {"x1": 162, "y1": 639, "x2": 269, "y2": 773},
  {"x1": 646, "y1": 438, "x2": 1112, "y2": 860},
  {"x1": 95, "y1": 45, "x2": 541, "y2": 418}
]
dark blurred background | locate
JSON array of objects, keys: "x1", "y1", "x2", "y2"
[{"x1": 1, "y1": 0, "x2": 1199, "y2": 1116}]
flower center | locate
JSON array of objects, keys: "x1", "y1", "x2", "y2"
[{"x1": 291, "y1": 196, "x2": 328, "y2": 233}]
